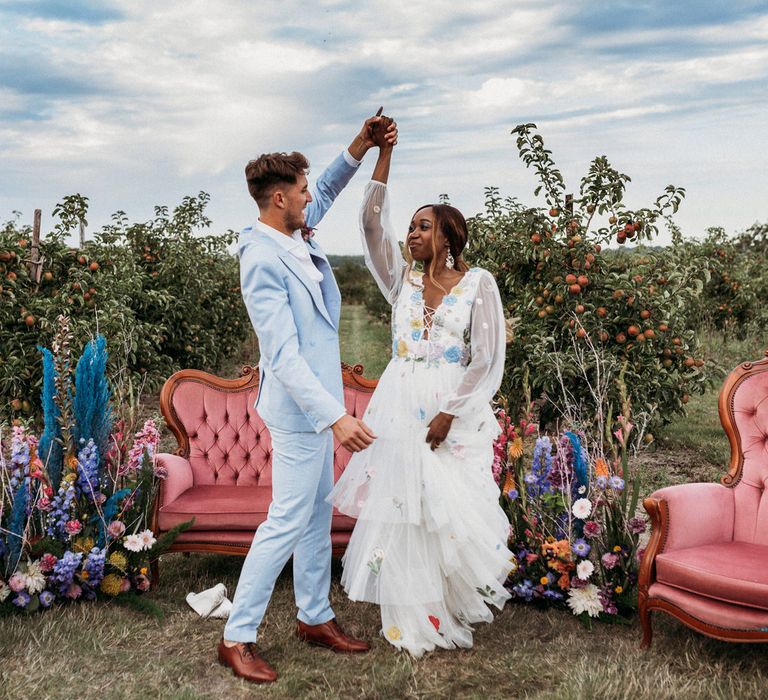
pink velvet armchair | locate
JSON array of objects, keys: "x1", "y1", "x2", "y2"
[
  {"x1": 150, "y1": 363, "x2": 376, "y2": 579},
  {"x1": 639, "y1": 354, "x2": 768, "y2": 646}
]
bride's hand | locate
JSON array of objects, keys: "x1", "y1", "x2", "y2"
[
  {"x1": 371, "y1": 115, "x2": 397, "y2": 149},
  {"x1": 425, "y1": 412, "x2": 454, "y2": 451}
]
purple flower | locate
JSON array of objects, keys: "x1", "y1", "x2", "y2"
[
  {"x1": 39, "y1": 590, "x2": 55, "y2": 608},
  {"x1": 572, "y1": 539, "x2": 591, "y2": 557},
  {"x1": 107, "y1": 520, "x2": 126, "y2": 540},
  {"x1": 628, "y1": 516, "x2": 647, "y2": 534},
  {"x1": 602, "y1": 552, "x2": 620, "y2": 570},
  {"x1": 596, "y1": 475, "x2": 608, "y2": 489},
  {"x1": 609, "y1": 475, "x2": 625, "y2": 491},
  {"x1": 583, "y1": 521, "x2": 602, "y2": 538},
  {"x1": 506, "y1": 488, "x2": 519, "y2": 500},
  {"x1": 50, "y1": 551, "x2": 83, "y2": 596},
  {"x1": 12, "y1": 591, "x2": 31, "y2": 608}
]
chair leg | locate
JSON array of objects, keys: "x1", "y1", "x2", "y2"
[{"x1": 639, "y1": 603, "x2": 653, "y2": 649}]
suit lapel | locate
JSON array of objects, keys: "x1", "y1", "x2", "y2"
[
  {"x1": 307, "y1": 240, "x2": 341, "y2": 328},
  {"x1": 274, "y1": 247, "x2": 335, "y2": 328}
]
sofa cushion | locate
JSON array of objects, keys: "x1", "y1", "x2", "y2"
[
  {"x1": 159, "y1": 485, "x2": 357, "y2": 532},
  {"x1": 656, "y1": 541, "x2": 768, "y2": 610}
]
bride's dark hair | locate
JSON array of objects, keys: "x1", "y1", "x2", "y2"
[{"x1": 406, "y1": 204, "x2": 470, "y2": 293}]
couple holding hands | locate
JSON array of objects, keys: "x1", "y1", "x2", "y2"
[{"x1": 218, "y1": 109, "x2": 512, "y2": 683}]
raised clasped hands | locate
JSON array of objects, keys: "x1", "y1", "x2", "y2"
[
  {"x1": 425, "y1": 412, "x2": 455, "y2": 451},
  {"x1": 360, "y1": 107, "x2": 398, "y2": 149}
]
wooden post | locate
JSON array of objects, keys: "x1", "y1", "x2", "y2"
[
  {"x1": 79, "y1": 219, "x2": 85, "y2": 247},
  {"x1": 565, "y1": 193, "x2": 574, "y2": 214},
  {"x1": 30, "y1": 209, "x2": 42, "y2": 284}
]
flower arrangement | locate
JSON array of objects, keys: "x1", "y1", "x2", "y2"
[
  {"x1": 495, "y1": 384, "x2": 647, "y2": 620},
  {"x1": 0, "y1": 316, "x2": 189, "y2": 614}
]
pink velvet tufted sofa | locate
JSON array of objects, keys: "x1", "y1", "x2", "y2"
[
  {"x1": 150, "y1": 363, "x2": 376, "y2": 577},
  {"x1": 639, "y1": 354, "x2": 768, "y2": 646}
]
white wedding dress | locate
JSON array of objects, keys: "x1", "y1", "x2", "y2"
[{"x1": 328, "y1": 181, "x2": 513, "y2": 657}]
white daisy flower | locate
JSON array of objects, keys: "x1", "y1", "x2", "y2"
[
  {"x1": 123, "y1": 534, "x2": 143, "y2": 552},
  {"x1": 576, "y1": 559, "x2": 595, "y2": 580},
  {"x1": 572, "y1": 498, "x2": 592, "y2": 519},
  {"x1": 567, "y1": 583, "x2": 603, "y2": 617}
]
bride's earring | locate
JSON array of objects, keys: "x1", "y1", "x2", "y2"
[{"x1": 445, "y1": 249, "x2": 455, "y2": 269}]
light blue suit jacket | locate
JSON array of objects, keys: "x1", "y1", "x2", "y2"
[{"x1": 238, "y1": 153, "x2": 358, "y2": 433}]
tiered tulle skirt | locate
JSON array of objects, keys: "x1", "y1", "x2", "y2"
[{"x1": 328, "y1": 358, "x2": 513, "y2": 657}]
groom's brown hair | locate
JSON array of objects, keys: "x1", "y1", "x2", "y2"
[{"x1": 245, "y1": 152, "x2": 310, "y2": 208}]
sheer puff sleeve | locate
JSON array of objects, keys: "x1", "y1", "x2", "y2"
[
  {"x1": 439, "y1": 269, "x2": 506, "y2": 417},
  {"x1": 360, "y1": 181, "x2": 406, "y2": 305}
]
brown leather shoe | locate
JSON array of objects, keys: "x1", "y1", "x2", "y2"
[
  {"x1": 296, "y1": 619, "x2": 370, "y2": 653},
  {"x1": 217, "y1": 639, "x2": 277, "y2": 683}
]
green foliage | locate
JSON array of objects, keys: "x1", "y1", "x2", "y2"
[
  {"x1": 0, "y1": 193, "x2": 250, "y2": 419},
  {"x1": 468, "y1": 124, "x2": 709, "y2": 432}
]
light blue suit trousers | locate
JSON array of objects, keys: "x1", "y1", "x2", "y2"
[{"x1": 224, "y1": 152, "x2": 359, "y2": 642}]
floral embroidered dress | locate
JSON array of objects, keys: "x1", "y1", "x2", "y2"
[{"x1": 328, "y1": 181, "x2": 513, "y2": 657}]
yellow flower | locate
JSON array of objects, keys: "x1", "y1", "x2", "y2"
[
  {"x1": 100, "y1": 574, "x2": 124, "y2": 597},
  {"x1": 66, "y1": 454, "x2": 78, "y2": 469},
  {"x1": 613, "y1": 545, "x2": 622, "y2": 553},
  {"x1": 63, "y1": 472, "x2": 77, "y2": 483},
  {"x1": 410, "y1": 318, "x2": 423, "y2": 329},
  {"x1": 109, "y1": 552, "x2": 128, "y2": 571},
  {"x1": 507, "y1": 437, "x2": 524, "y2": 460},
  {"x1": 594, "y1": 458, "x2": 610, "y2": 477},
  {"x1": 81, "y1": 570, "x2": 90, "y2": 580},
  {"x1": 615, "y1": 586, "x2": 624, "y2": 594},
  {"x1": 540, "y1": 576, "x2": 549, "y2": 586},
  {"x1": 385, "y1": 626, "x2": 401, "y2": 641},
  {"x1": 72, "y1": 536, "x2": 95, "y2": 554},
  {"x1": 397, "y1": 340, "x2": 409, "y2": 358},
  {"x1": 140, "y1": 567, "x2": 148, "y2": 575}
]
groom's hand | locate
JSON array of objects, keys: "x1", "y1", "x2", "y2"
[
  {"x1": 348, "y1": 109, "x2": 398, "y2": 160},
  {"x1": 332, "y1": 414, "x2": 376, "y2": 452},
  {"x1": 426, "y1": 412, "x2": 455, "y2": 451}
]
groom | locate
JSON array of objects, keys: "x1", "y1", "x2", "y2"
[{"x1": 218, "y1": 113, "x2": 398, "y2": 684}]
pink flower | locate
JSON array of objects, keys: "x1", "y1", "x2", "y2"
[
  {"x1": 37, "y1": 497, "x2": 51, "y2": 511},
  {"x1": 135, "y1": 574, "x2": 151, "y2": 592},
  {"x1": 636, "y1": 547, "x2": 647, "y2": 562},
  {"x1": 121, "y1": 578, "x2": 132, "y2": 593},
  {"x1": 107, "y1": 521, "x2": 126, "y2": 539},
  {"x1": 8, "y1": 573, "x2": 26, "y2": 592},
  {"x1": 65, "y1": 520, "x2": 82, "y2": 536},
  {"x1": 153, "y1": 462, "x2": 168, "y2": 479},
  {"x1": 583, "y1": 521, "x2": 602, "y2": 538},
  {"x1": 628, "y1": 516, "x2": 647, "y2": 534},
  {"x1": 602, "y1": 552, "x2": 620, "y2": 569},
  {"x1": 65, "y1": 583, "x2": 82, "y2": 600},
  {"x1": 39, "y1": 553, "x2": 58, "y2": 573}
]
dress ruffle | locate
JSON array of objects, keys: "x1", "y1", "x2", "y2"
[{"x1": 329, "y1": 359, "x2": 512, "y2": 657}]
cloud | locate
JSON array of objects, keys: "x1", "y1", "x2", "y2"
[{"x1": 0, "y1": 1, "x2": 765, "y2": 254}]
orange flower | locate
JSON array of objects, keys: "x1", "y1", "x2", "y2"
[
  {"x1": 507, "y1": 437, "x2": 524, "y2": 460},
  {"x1": 502, "y1": 470, "x2": 516, "y2": 495},
  {"x1": 558, "y1": 573, "x2": 571, "y2": 590},
  {"x1": 594, "y1": 458, "x2": 610, "y2": 477}
]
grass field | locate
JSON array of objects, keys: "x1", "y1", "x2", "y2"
[{"x1": 2, "y1": 307, "x2": 768, "y2": 699}]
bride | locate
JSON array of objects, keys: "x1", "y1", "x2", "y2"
[{"x1": 328, "y1": 119, "x2": 513, "y2": 656}]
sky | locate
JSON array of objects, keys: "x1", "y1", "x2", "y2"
[{"x1": 1, "y1": 0, "x2": 767, "y2": 254}]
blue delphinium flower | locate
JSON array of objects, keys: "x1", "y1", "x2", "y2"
[
  {"x1": 47, "y1": 480, "x2": 77, "y2": 540},
  {"x1": 506, "y1": 488, "x2": 519, "y2": 500},
  {"x1": 527, "y1": 436, "x2": 553, "y2": 496},
  {"x1": 543, "y1": 589, "x2": 564, "y2": 601},
  {"x1": 82, "y1": 547, "x2": 106, "y2": 598},
  {"x1": 50, "y1": 551, "x2": 83, "y2": 596},
  {"x1": 39, "y1": 590, "x2": 55, "y2": 608},
  {"x1": 573, "y1": 539, "x2": 591, "y2": 558},
  {"x1": 609, "y1": 475, "x2": 625, "y2": 491},
  {"x1": 76, "y1": 440, "x2": 101, "y2": 503}
]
